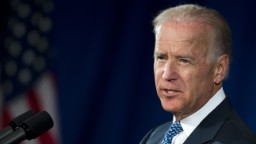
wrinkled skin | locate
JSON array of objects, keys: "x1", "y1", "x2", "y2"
[{"x1": 154, "y1": 22, "x2": 229, "y2": 120}]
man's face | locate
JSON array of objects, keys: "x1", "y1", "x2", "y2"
[{"x1": 154, "y1": 22, "x2": 217, "y2": 118}]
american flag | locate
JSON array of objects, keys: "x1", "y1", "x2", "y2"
[{"x1": 0, "y1": 0, "x2": 60, "y2": 143}]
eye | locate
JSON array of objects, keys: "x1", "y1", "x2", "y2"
[
  {"x1": 157, "y1": 55, "x2": 165, "y2": 60},
  {"x1": 155, "y1": 54, "x2": 167, "y2": 62},
  {"x1": 179, "y1": 58, "x2": 190, "y2": 64}
]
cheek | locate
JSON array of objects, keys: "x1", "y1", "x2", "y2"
[
  {"x1": 184, "y1": 67, "x2": 214, "y2": 99},
  {"x1": 181, "y1": 69, "x2": 206, "y2": 97},
  {"x1": 179, "y1": 69, "x2": 196, "y2": 88},
  {"x1": 186, "y1": 65, "x2": 213, "y2": 83},
  {"x1": 154, "y1": 65, "x2": 162, "y2": 82}
]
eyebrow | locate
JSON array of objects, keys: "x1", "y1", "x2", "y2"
[
  {"x1": 176, "y1": 55, "x2": 194, "y2": 59},
  {"x1": 176, "y1": 55, "x2": 197, "y2": 63},
  {"x1": 154, "y1": 51, "x2": 165, "y2": 55},
  {"x1": 153, "y1": 50, "x2": 198, "y2": 63},
  {"x1": 153, "y1": 51, "x2": 166, "y2": 58}
]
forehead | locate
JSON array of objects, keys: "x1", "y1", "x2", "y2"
[
  {"x1": 155, "y1": 22, "x2": 212, "y2": 54},
  {"x1": 156, "y1": 22, "x2": 211, "y2": 41}
]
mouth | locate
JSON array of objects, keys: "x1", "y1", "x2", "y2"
[{"x1": 161, "y1": 89, "x2": 182, "y2": 97}]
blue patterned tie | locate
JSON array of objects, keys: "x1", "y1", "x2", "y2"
[{"x1": 162, "y1": 121, "x2": 183, "y2": 144}]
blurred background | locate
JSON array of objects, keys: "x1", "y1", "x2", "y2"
[{"x1": 0, "y1": 0, "x2": 255, "y2": 144}]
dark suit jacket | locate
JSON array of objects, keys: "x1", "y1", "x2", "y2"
[{"x1": 140, "y1": 98, "x2": 256, "y2": 144}]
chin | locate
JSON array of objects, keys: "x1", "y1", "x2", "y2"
[
  {"x1": 160, "y1": 98, "x2": 179, "y2": 110},
  {"x1": 161, "y1": 103, "x2": 180, "y2": 113}
]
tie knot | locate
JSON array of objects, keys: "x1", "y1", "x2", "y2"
[
  {"x1": 170, "y1": 121, "x2": 183, "y2": 133},
  {"x1": 162, "y1": 121, "x2": 183, "y2": 144}
]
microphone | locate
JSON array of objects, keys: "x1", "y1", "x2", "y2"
[
  {"x1": 0, "y1": 110, "x2": 37, "y2": 140},
  {"x1": 0, "y1": 111, "x2": 54, "y2": 144}
]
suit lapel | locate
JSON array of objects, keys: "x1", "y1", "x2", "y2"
[{"x1": 183, "y1": 98, "x2": 232, "y2": 144}]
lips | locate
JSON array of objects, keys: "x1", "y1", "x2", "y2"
[{"x1": 161, "y1": 88, "x2": 182, "y2": 97}]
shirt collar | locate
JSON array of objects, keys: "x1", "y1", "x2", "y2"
[{"x1": 173, "y1": 87, "x2": 226, "y2": 137}]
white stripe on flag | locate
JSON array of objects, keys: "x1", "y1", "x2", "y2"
[
  {"x1": 35, "y1": 72, "x2": 60, "y2": 143},
  {"x1": 20, "y1": 138, "x2": 40, "y2": 144}
]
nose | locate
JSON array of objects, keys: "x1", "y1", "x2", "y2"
[{"x1": 162, "y1": 61, "x2": 178, "y2": 81}]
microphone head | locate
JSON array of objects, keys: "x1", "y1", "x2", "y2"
[
  {"x1": 20, "y1": 111, "x2": 54, "y2": 140},
  {"x1": 8, "y1": 110, "x2": 37, "y2": 130}
]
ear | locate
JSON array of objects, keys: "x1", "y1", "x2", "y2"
[{"x1": 213, "y1": 54, "x2": 229, "y2": 84}]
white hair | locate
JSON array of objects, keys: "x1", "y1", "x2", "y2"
[{"x1": 153, "y1": 4, "x2": 232, "y2": 63}]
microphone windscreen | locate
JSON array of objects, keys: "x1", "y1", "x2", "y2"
[
  {"x1": 9, "y1": 110, "x2": 37, "y2": 130},
  {"x1": 20, "y1": 111, "x2": 54, "y2": 140}
]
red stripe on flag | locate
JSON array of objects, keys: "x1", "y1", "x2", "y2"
[
  {"x1": 26, "y1": 90, "x2": 41, "y2": 112},
  {"x1": 38, "y1": 131, "x2": 56, "y2": 144},
  {"x1": 2, "y1": 108, "x2": 11, "y2": 128}
]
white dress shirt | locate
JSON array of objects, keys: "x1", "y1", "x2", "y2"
[{"x1": 171, "y1": 87, "x2": 226, "y2": 144}]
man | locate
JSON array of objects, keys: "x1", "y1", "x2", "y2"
[{"x1": 140, "y1": 4, "x2": 256, "y2": 144}]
